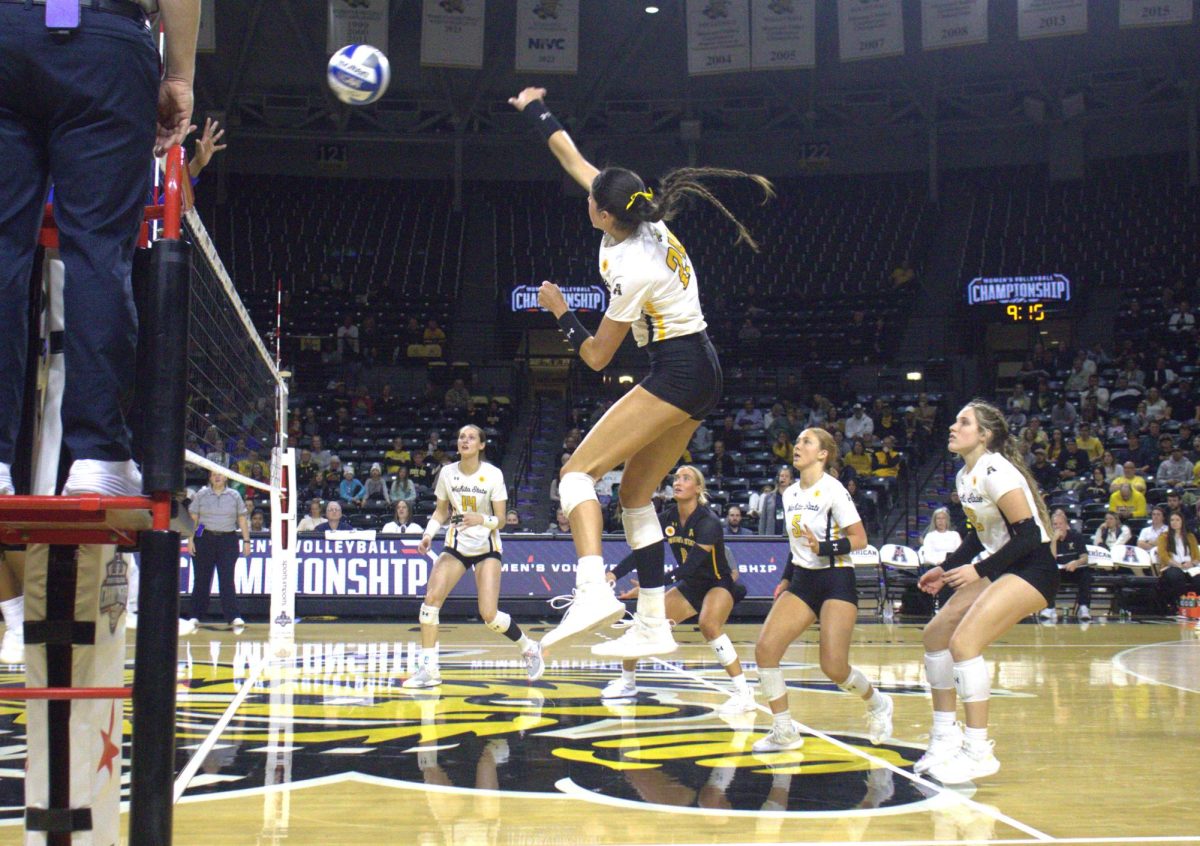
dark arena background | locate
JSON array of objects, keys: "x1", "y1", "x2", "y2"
[{"x1": 2, "y1": 2, "x2": 1199, "y2": 844}]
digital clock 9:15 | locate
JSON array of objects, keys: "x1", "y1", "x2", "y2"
[{"x1": 1005, "y1": 303, "x2": 1045, "y2": 322}]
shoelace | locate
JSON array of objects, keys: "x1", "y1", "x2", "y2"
[
  {"x1": 548, "y1": 590, "x2": 579, "y2": 614},
  {"x1": 609, "y1": 612, "x2": 675, "y2": 633}
]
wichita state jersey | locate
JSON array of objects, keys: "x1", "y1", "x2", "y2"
[
  {"x1": 600, "y1": 220, "x2": 707, "y2": 347},
  {"x1": 957, "y1": 452, "x2": 1050, "y2": 555},
  {"x1": 660, "y1": 504, "x2": 732, "y2": 582},
  {"x1": 434, "y1": 461, "x2": 507, "y2": 556},
  {"x1": 782, "y1": 473, "x2": 862, "y2": 569}
]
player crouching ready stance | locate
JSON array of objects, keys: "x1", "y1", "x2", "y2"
[
  {"x1": 404, "y1": 425, "x2": 543, "y2": 688},
  {"x1": 753, "y1": 428, "x2": 894, "y2": 752}
]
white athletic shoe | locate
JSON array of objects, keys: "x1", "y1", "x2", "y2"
[
  {"x1": 1078, "y1": 605, "x2": 1091, "y2": 622},
  {"x1": 600, "y1": 676, "x2": 638, "y2": 700},
  {"x1": 403, "y1": 665, "x2": 443, "y2": 689},
  {"x1": 928, "y1": 740, "x2": 1000, "y2": 784},
  {"x1": 0, "y1": 627, "x2": 23, "y2": 665},
  {"x1": 126, "y1": 611, "x2": 137, "y2": 631},
  {"x1": 752, "y1": 720, "x2": 805, "y2": 753},
  {"x1": 178, "y1": 618, "x2": 198, "y2": 637},
  {"x1": 591, "y1": 613, "x2": 677, "y2": 659},
  {"x1": 0, "y1": 463, "x2": 12, "y2": 495},
  {"x1": 522, "y1": 641, "x2": 544, "y2": 682},
  {"x1": 231, "y1": 617, "x2": 246, "y2": 628},
  {"x1": 913, "y1": 724, "x2": 963, "y2": 774},
  {"x1": 541, "y1": 581, "x2": 626, "y2": 654},
  {"x1": 866, "y1": 694, "x2": 894, "y2": 745},
  {"x1": 63, "y1": 459, "x2": 142, "y2": 497},
  {"x1": 718, "y1": 689, "x2": 758, "y2": 716},
  {"x1": 1038, "y1": 608, "x2": 1058, "y2": 625}
]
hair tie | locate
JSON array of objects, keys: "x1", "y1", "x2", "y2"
[{"x1": 625, "y1": 188, "x2": 654, "y2": 210}]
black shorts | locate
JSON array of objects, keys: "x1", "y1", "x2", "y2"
[
  {"x1": 999, "y1": 547, "x2": 1060, "y2": 607},
  {"x1": 442, "y1": 547, "x2": 500, "y2": 569},
  {"x1": 640, "y1": 331, "x2": 723, "y2": 421},
  {"x1": 787, "y1": 566, "x2": 858, "y2": 613},
  {"x1": 674, "y1": 574, "x2": 745, "y2": 613}
]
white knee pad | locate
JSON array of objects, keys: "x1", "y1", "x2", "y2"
[
  {"x1": 838, "y1": 666, "x2": 871, "y2": 697},
  {"x1": 707, "y1": 633, "x2": 738, "y2": 667},
  {"x1": 559, "y1": 471, "x2": 598, "y2": 518},
  {"x1": 924, "y1": 649, "x2": 954, "y2": 690},
  {"x1": 622, "y1": 503, "x2": 663, "y2": 550},
  {"x1": 419, "y1": 603, "x2": 440, "y2": 626},
  {"x1": 758, "y1": 666, "x2": 786, "y2": 701},
  {"x1": 953, "y1": 655, "x2": 990, "y2": 703},
  {"x1": 485, "y1": 610, "x2": 511, "y2": 635}
]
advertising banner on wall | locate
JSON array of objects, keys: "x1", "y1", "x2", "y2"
[
  {"x1": 1118, "y1": 0, "x2": 1193, "y2": 27},
  {"x1": 327, "y1": 0, "x2": 389, "y2": 52},
  {"x1": 1017, "y1": 0, "x2": 1087, "y2": 40},
  {"x1": 921, "y1": 0, "x2": 989, "y2": 50}
]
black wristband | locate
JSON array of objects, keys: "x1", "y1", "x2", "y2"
[
  {"x1": 556, "y1": 311, "x2": 592, "y2": 352},
  {"x1": 817, "y1": 537, "x2": 853, "y2": 557},
  {"x1": 521, "y1": 100, "x2": 564, "y2": 142}
]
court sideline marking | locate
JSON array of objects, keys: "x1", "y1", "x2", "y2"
[{"x1": 1111, "y1": 641, "x2": 1200, "y2": 694}]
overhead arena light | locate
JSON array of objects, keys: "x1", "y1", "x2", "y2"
[
  {"x1": 645, "y1": 5, "x2": 660, "y2": 13},
  {"x1": 906, "y1": 371, "x2": 923, "y2": 381}
]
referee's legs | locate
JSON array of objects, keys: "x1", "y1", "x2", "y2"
[
  {"x1": 190, "y1": 534, "x2": 217, "y2": 621},
  {"x1": 213, "y1": 535, "x2": 242, "y2": 624}
]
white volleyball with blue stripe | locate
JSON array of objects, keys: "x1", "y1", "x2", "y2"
[{"x1": 326, "y1": 44, "x2": 391, "y2": 105}]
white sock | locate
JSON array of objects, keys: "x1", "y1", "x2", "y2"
[
  {"x1": 866, "y1": 689, "x2": 886, "y2": 711},
  {"x1": 422, "y1": 644, "x2": 439, "y2": 670},
  {"x1": 730, "y1": 672, "x2": 749, "y2": 695},
  {"x1": 772, "y1": 710, "x2": 792, "y2": 730},
  {"x1": 517, "y1": 633, "x2": 534, "y2": 652},
  {"x1": 932, "y1": 710, "x2": 957, "y2": 733},
  {"x1": 772, "y1": 772, "x2": 791, "y2": 790},
  {"x1": 621, "y1": 668, "x2": 636, "y2": 685},
  {"x1": 637, "y1": 585, "x2": 665, "y2": 620},
  {"x1": 577, "y1": 555, "x2": 606, "y2": 585},
  {"x1": 963, "y1": 725, "x2": 988, "y2": 747},
  {"x1": 0, "y1": 597, "x2": 23, "y2": 631}
]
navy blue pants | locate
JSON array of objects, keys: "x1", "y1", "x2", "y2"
[
  {"x1": 0, "y1": 4, "x2": 158, "y2": 466},
  {"x1": 190, "y1": 532, "x2": 242, "y2": 623}
]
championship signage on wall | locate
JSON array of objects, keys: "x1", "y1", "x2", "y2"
[
  {"x1": 510, "y1": 284, "x2": 607, "y2": 313},
  {"x1": 921, "y1": 0, "x2": 989, "y2": 50},
  {"x1": 750, "y1": 0, "x2": 816, "y2": 70},
  {"x1": 327, "y1": 0, "x2": 389, "y2": 52},
  {"x1": 686, "y1": 0, "x2": 752, "y2": 76},
  {"x1": 837, "y1": 0, "x2": 905, "y2": 62},
  {"x1": 1118, "y1": 0, "x2": 1193, "y2": 27},
  {"x1": 1017, "y1": 0, "x2": 1087, "y2": 40},
  {"x1": 421, "y1": 0, "x2": 486, "y2": 69},
  {"x1": 515, "y1": 0, "x2": 579, "y2": 74}
]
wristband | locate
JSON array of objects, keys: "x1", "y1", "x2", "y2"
[
  {"x1": 817, "y1": 537, "x2": 853, "y2": 557},
  {"x1": 556, "y1": 311, "x2": 592, "y2": 353},
  {"x1": 482, "y1": 514, "x2": 500, "y2": 531},
  {"x1": 522, "y1": 100, "x2": 564, "y2": 141},
  {"x1": 423, "y1": 518, "x2": 442, "y2": 540}
]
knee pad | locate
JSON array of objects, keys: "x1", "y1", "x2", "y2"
[
  {"x1": 485, "y1": 610, "x2": 511, "y2": 635},
  {"x1": 758, "y1": 666, "x2": 786, "y2": 701},
  {"x1": 419, "y1": 603, "x2": 440, "y2": 626},
  {"x1": 559, "y1": 471, "x2": 598, "y2": 518},
  {"x1": 621, "y1": 504, "x2": 663, "y2": 550},
  {"x1": 953, "y1": 655, "x2": 990, "y2": 703},
  {"x1": 924, "y1": 649, "x2": 954, "y2": 691},
  {"x1": 707, "y1": 633, "x2": 738, "y2": 667},
  {"x1": 837, "y1": 666, "x2": 871, "y2": 697}
]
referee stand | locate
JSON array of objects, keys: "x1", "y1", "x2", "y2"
[{"x1": 0, "y1": 149, "x2": 192, "y2": 846}]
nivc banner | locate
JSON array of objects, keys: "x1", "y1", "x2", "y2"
[
  {"x1": 750, "y1": 0, "x2": 816, "y2": 70},
  {"x1": 515, "y1": 0, "x2": 579, "y2": 74},
  {"x1": 1017, "y1": 0, "x2": 1087, "y2": 40},
  {"x1": 178, "y1": 535, "x2": 820, "y2": 599},
  {"x1": 686, "y1": 0, "x2": 751, "y2": 76},
  {"x1": 837, "y1": 0, "x2": 905, "y2": 62},
  {"x1": 1119, "y1": 0, "x2": 1193, "y2": 27},
  {"x1": 421, "y1": 0, "x2": 486, "y2": 69},
  {"x1": 327, "y1": 0, "x2": 389, "y2": 52},
  {"x1": 921, "y1": 0, "x2": 989, "y2": 50}
]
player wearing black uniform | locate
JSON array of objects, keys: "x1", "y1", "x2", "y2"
[{"x1": 602, "y1": 466, "x2": 754, "y2": 714}]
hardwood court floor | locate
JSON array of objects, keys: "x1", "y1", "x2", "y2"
[{"x1": 2, "y1": 618, "x2": 1198, "y2": 845}]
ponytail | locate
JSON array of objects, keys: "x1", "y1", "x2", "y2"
[{"x1": 970, "y1": 399, "x2": 1052, "y2": 532}]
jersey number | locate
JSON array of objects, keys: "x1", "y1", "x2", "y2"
[
  {"x1": 461, "y1": 495, "x2": 478, "y2": 512},
  {"x1": 665, "y1": 232, "x2": 692, "y2": 289},
  {"x1": 789, "y1": 514, "x2": 805, "y2": 539}
]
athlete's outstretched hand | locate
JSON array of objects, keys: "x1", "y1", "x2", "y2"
[
  {"x1": 417, "y1": 535, "x2": 432, "y2": 556},
  {"x1": 538, "y1": 281, "x2": 568, "y2": 318},
  {"x1": 918, "y1": 566, "x2": 945, "y2": 594},
  {"x1": 508, "y1": 86, "x2": 547, "y2": 112}
]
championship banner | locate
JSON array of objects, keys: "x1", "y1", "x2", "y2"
[
  {"x1": 686, "y1": 0, "x2": 751, "y2": 76},
  {"x1": 1017, "y1": 0, "x2": 1087, "y2": 40},
  {"x1": 327, "y1": 0, "x2": 390, "y2": 52},
  {"x1": 197, "y1": 0, "x2": 216, "y2": 53},
  {"x1": 921, "y1": 0, "x2": 989, "y2": 50},
  {"x1": 750, "y1": 0, "x2": 816, "y2": 70},
  {"x1": 1119, "y1": 0, "x2": 1193, "y2": 27},
  {"x1": 421, "y1": 0, "x2": 486, "y2": 69},
  {"x1": 837, "y1": 0, "x2": 905, "y2": 62},
  {"x1": 515, "y1": 0, "x2": 579, "y2": 74}
]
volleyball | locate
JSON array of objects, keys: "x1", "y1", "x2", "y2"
[{"x1": 326, "y1": 44, "x2": 390, "y2": 106}]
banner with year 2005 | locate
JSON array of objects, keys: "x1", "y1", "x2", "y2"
[
  {"x1": 921, "y1": 0, "x2": 989, "y2": 50},
  {"x1": 687, "y1": 0, "x2": 751, "y2": 76},
  {"x1": 1017, "y1": 0, "x2": 1087, "y2": 40},
  {"x1": 421, "y1": 0, "x2": 486, "y2": 69},
  {"x1": 750, "y1": 0, "x2": 815, "y2": 71},
  {"x1": 1119, "y1": 0, "x2": 1193, "y2": 27},
  {"x1": 837, "y1": 0, "x2": 905, "y2": 62},
  {"x1": 515, "y1": 0, "x2": 579, "y2": 74},
  {"x1": 327, "y1": 0, "x2": 389, "y2": 52}
]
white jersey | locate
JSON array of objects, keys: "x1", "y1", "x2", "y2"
[
  {"x1": 956, "y1": 452, "x2": 1050, "y2": 555},
  {"x1": 599, "y1": 220, "x2": 707, "y2": 347},
  {"x1": 782, "y1": 473, "x2": 862, "y2": 569},
  {"x1": 434, "y1": 461, "x2": 507, "y2": 556}
]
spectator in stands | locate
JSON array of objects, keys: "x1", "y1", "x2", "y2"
[
  {"x1": 1137, "y1": 505, "x2": 1168, "y2": 552},
  {"x1": 1165, "y1": 489, "x2": 1185, "y2": 517},
  {"x1": 336, "y1": 315, "x2": 359, "y2": 361},
  {"x1": 389, "y1": 466, "x2": 416, "y2": 505},
  {"x1": 327, "y1": 455, "x2": 344, "y2": 479},
  {"x1": 382, "y1": 500, "x2": 421, "y2": 534},
  {"x1": 505, "y1": 510, "x2": 532, "y2": 533},
  {"x1": 737, "y1": 317, "x2": 762, "y2": 346},
  {"x1": 1092, "y1": 511, "x2": 1131, "y2": 549},
  {"x1": 756, "y1": 467, "x2": 793, "y2": 536},
  {"x1": 1007, "y1": 385, "x2": 1032, "y2": 415},
  {"x1": 296, "y1": 448, "x2": 319, "y2": 491},
  {"x1": 1146, "y1": 356, "x2": 1178, "y2": 390},
  {"x1": 351, "y1": 385, "x2": 373, "y2": 417},
  {"x1": 430, "y1": 454, "x2": 453, "y2": 486},
  {"x1": 1157, "y1": 445, "x2": 1193, "y2": 488},
  {"x1": 735, "y1": 399, "x2": 763, "y2": 430},
  {"x1": 876, "y1": 406, "x2": 903, "y2": 444},
  {"x1": 1096, "y1": 450, "x2": 1118, "y2": 484},
  {"x1": 1019, "y1": 417, "x2": 1049, "y2": 451},
  {"x1": 1116, "y1": 436, "x2": 1152, "y2": 476},
  {"x1": 298, "y1": 499, "x2": 324, "y2": 532},
  {"x1": 1075, "y1": 423, "x2": 1104, "y2": 463},
  {"x1": 236, "y1": 449, "x2": 268, "y2": 480},
  {"x1": 1049, "y1": 397, "x2": 1077, "y2": 430},
  {"x1": 339, "y1": 467, "x2": 366, "y2": 507},
  {"x1": 1150, "y1": 432, "x2": 1175, "y2": 469},
  {"x1": 444, "y1": 378, "x2": 470, "y2": 412},
  {"x1": 1156, "y1": 511, "x2": 1199, "y2": 614},
  {"x1": 375, "y1": 384, "x2": 398, "y2": 417},
  {"x1": 363, "y1": 463, "x2": 390, "y2": 503},
  {"x1": 919, "y1": 507, "x2": 961, "y2": 566},
  {"x1": 1144, "y1": 386, "x2": 1170, "y2": 422},
  {"x1": 333, "y1": 407, "x2": 354, "y2": 437},
  {"x1": 844, "y1": 476, "x2": 876, "y2": 530},
  {"x1": 844, "y1": 439, "x2": 873, "y2": 479},
  {"x1": 358, "y1": 315, "x2": 380, "y2": 367},
  {"x1": 315, "y1": 501, "x2": 352, "y2": 532},
  {"x1": 302, "y1": 407, "x2": 321, "y2": 438},
  {"x1": 245, "y1": 508, "x2": 264, "y2": 533},
  {"x1": 547, "y1": 507, "x2": 571, "y2": 536},
  {"x1": 1119, "y1": 358, "x2": 1146, "y2": 388},
  {"x1": 709, "y1": 440, "x2": 736, "y2": 480},
  {"x1": 1080, "y1": 466, "x2": 1110, "y2": 502},
  {"x1": 384, "y1": 437, "x2": 411, "y2": 474},
  {"x1": 1064, "y1": 356, "x2": 1091, "y2": 392},
  {"x1": 844, "y1": 404, "x2": 873, "y2": 443},
  {"x1": 1029, "y1": 448, "x2": 1059, "y2": 493},
  {"x1": 724, "y1": 505, "x2": 752, "y2": 535},
  {"x1": 1047, "y1": 428, "x2": 1066, "y2": 463},
  {"x1": 1047, "y1": 508, "x2": 1092, "y2": 622},
  {"x1": 718, "y1": 415, "x2": 743, "y2": 450},
  {"x1": 1108, "y1": 376, "x2": 1143, "y2": 413},
  {"x1": 1056, "y1": 439, "x2": 1090, "y2": 485},
  {"x1": 1109, "y1": 483, "x2": 1147, "y2": 520},
  {"x1": 315, "y1": 470, "x2": 341, "y2": 503},
  {"x1": 1081, "y1": 374, "x2": 1110, "y2": 412},
  {"x1": 1167, "y1": 300, "x2": 1196, "y2": 336},
  {"x1": 595, "y1": 467, "x2": 622, "y2": 508},
  {"x1": 770, "y1": 430, "x2": 792, "y2": 462},
  {"x1": 423, "y1": 318, "x2": 447, "y2": 345},
  {"x1": 690, "y1": 419, "x2": 713, "y2": 453},
  {"x1": 870, "y1": 436, "x2": 902, "y2": 479}
]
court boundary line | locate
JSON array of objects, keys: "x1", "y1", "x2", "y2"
[
  {"x1": 649, "y1": 656, "x2": 1055, "y2": 842},
  {"x1": 1111, "y1": 641, "x2": 1200, "y2": 694}
]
